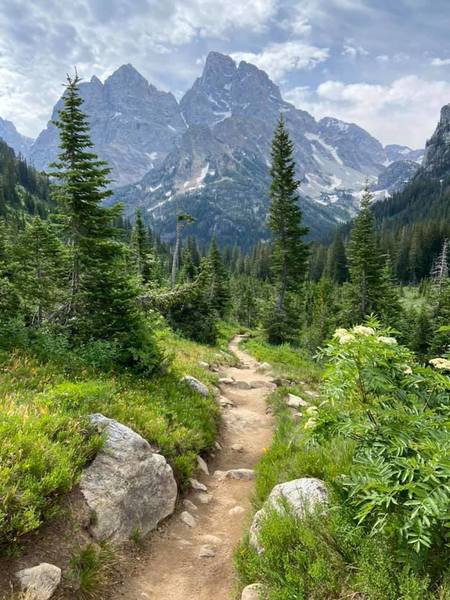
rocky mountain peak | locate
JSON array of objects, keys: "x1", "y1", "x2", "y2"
[
  {"x1": 422, "y1": 103, "x2": 450, "y2": 176},
  {"x1": 0, "y1": 117, "x2": 33, "y2": 157},
  {"x1": 29, "y1": 64, "x2": 186, "y2": 186}
]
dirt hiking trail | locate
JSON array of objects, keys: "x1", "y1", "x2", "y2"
[{"x1": 110, "y1": 335, "x2": 273, "y2": 600}]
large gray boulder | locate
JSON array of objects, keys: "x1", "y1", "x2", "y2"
[
  {"x1": 250, "y1": 478, "x2": 328, "y2": 552},
  {"x1": 80, "y1": 414, "x2": 177, "y2": 542},
  {"x1": 16, "y1": 563, "x2": 61, "y2": 600},
  {"x1": 181, "y1": 375, "x2": 209, "y2": 397}
]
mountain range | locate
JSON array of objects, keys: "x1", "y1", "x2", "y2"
[{"x1": 1, "y1": 52, "x2": 426, "y2": 245}]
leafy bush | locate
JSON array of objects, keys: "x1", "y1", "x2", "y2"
[
  {"x1": 236, "y1": 322, "x2": 449, "y2": 598},
  {"x1": 319, "y1": 321, "x2": 450, "y2": 556}
]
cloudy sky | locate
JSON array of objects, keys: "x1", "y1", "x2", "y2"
[{"x1": 1, "y1": 0, "x2": 450, "y2": 147}]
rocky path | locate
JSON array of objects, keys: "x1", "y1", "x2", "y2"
[{"x1": 111, "y1": 335, "x2": 274, "y2": 600}]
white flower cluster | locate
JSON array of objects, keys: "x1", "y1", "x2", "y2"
[
  {"x1": 333, "y1": 326, "x2": 398, "y2": 346},
  {"x1": 429, "y1": 357, "x2": 450, "y2": 371}
]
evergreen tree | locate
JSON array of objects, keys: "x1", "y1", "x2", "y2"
[
  {"x1": 208, "y1": 237, "x2": 230, "y2": 318},
  {"x1": 266, "y1": 117, "x2": 309, "y2": 344},
  {"x1": 50, "y1": 73, "x2": 159, "y2": 370},
  {"x1": 171, "y1": 213, "x2": 194, "y2": 286},
  {"x1": 347, "y1": 187, "x2": 383, "y2": 320},
  {"x1": 131, "y1": 209, "x2": 151, "y2": 283},
  {"x1": 377, "y1": 255, "x2": 402, "y2": 326},
  {"x1": 326, "y1": 229, "x2": 348, "y2": 284},
  {"x1": 13, "y1": 217, "x2": 67, "y2": 326}
]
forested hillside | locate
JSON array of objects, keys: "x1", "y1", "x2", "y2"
[{"x1": 0, "y1": 139, "x2": 51, "y2": 219}]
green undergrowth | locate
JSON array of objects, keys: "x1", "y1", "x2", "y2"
[
  {"x1": 241, "y1": 332, "x2": 322, "y2": 385},
  {"x1": 236, "y1": 325, "x2": 450, "y2": 599},
  {"x1": 0, "y1": 321, "x2": 239, "y2": 552}
]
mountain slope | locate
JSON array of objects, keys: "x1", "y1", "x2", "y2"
[
  {"x1": 113, "y1": 52, "x2": 419, "y2": 245},
  {"x1": 372, "y1": 103, "x2": 450, "y2": 228},
  {"x1": 0, "y1": 139, "x2": 51, "y2": 219}
]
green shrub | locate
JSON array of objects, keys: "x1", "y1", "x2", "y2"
[{"x1": 0, "y1": 410, "x2": 102, "y2": 551}]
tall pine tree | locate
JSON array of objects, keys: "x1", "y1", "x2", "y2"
[
  {"x1": 347, "y1": 187, "x2": 383, "y2": 320},
  {"x1": 208, "y1": 236, "x2": 230, "y2": 318},
  {"x1": 50, "y1": 73, "x2": 159, "y2": 370},
  {"x1": 266, "y1": 117, "x2": 309, "y2": 344}
]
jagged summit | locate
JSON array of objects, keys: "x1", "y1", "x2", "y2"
[{"x1": 0, "y1": 117, "x2": 33, "y2": 156}]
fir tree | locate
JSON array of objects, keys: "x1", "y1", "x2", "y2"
[
  {"x1": 266, "y1": 116, "x2": 309, "y2": 343},
  {"x1": 347, "y1": 187, "x2": 383, "y2": 320},
  {"x1": 131, "y1": 209, "x2": 154, "y2": 284},
  {"x1": 50, "y1": 73, "x2": 159, "y2": 370},
  {"x1": 326, "y1": 229, "x2": 348, "y2": 284},
  {"x1": 13, "y1": 217, "x2": 67, "y2": 326},
  {"x1": 171, "y1": 213, "x2": 194, "y2": 286},
  {"x1": 208, "y1": 237, "x2": 230, "y2": 318}
]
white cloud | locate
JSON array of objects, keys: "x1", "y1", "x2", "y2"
[
  {"x1": 231, "y1": 41, "x2": 329, "y2": 81},
  {"x1": 284, "y1": 75, "x2": 450, "y2": 147},
  {"x1": 0, "y1": 0, "x2": 278, "y2": 136},
  {"x1": 342, "y1": 41, "x2": 369, "y2": 59},
  {"x1": 431, "y1": 57, "x2": 450, "y2": 67}
]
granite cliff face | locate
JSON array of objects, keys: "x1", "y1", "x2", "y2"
[
  {"x1": 0, "y1": 117, "x2": 33, "y2": 157},
  {"x1": 422, "y1": 104, "x2": 450, "y2": 177},
  {"x1": 29, "y1": 65, "x2": 186, "y2": 187}
]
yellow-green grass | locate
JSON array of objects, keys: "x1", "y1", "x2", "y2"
[{"x1": 0, "y1": 322, "x2": 239, "y2": 551}]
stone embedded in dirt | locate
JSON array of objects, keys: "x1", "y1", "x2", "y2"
[
  {"x1": 219, "y1": 396, "x2": 235, "y2": 408},
  {"x1": 199, "y1": 361, "x2": 209, "y2": 368},
  {"x1": 225, "y1": 469, "x2": 255, "y2": 481},
  {"x1": 180, "y1": 511, "x2": 197, "y2": 528},
  {"x1": 177, "y1": 538, "x2": 193, "y2": 547},
  {"x1": 190, "y1": 478, "x2": 207, "y2": 492},
  {"x1": 250, "y1": 478, "x2": 328, "y2": 553},
  {"x1": 265, "y1": 406, "x2": 273, "y2": 415},
  {"x1": 197, "y1": 455, "x2": 209, "y2": 475},
  {"x1": 219, "y1": 377, "x2": 235, "y2": 384},
  {"x1": 215, "y1": 441, "x2": 222, "y2": 450},
  {"x1": 305, "y1": 389, "x2": 320, "y2": 398},
  {"x1": 80, "y1": 414, "x2": 177, "y2": 543},
  {"x1": 229, "y1": 505, "x2": 245, "y2": 516},
  {"x1": 286, "y1": 393, "x2": 309, "y2": 409},
  {"x1": 195, "y1": 492, "x2": 213, "y2": 504},
  {"x1": 256, "y1": 362, "x2": 272, "y2": 373},
  {"x1": 213, "y1": 470, "x2": 227, "y2": 480},
  {"x1": 183, "y1": 499, "x2": 198, "y2": 512},
  {"x1": 233, "y1": 380, "x2": 253, "y2": 390},
  {"x1": 16, "y1": 563, "x2": 62, "y2": 600},
  {"x1": 181, "y1": 375, "x2": 209, "y2": 397},
  {"x1": 198, "y1": 544, "x2": 216, "y2": 558},
  {"x1": 231, "y1": 444, "x2": 244, "y2": 453},
  {"x1": 249, "y1": 380, "x2": 269, "y2": 389},
  {"x1": 241, "y1": 583, "x2": 267, "y2": 600},
  {"x1": 200, "y1": 534, "x2": 222, "y2": 545}
]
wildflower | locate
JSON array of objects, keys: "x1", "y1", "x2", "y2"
[
  {"x1": 402, "y1": 365, "x2": 413, "y2": 375},
  {"x1": 305, "y1": 406, "x2": 318, "y2": 416},
  {"x1": 334, "y1": 327, "x2": 355, "y2": 344},
  {"x1": 352, "y1": 325, "x2": 375, "y2": 336},
  {"x1": 376, "y1": 336, "x2": 397, "y2": 345},
  {"x1": 334, "y1": 328, "x2": 349, "y2": 338},
  {"x1": 429, "y1": 357, "x2": 450, "y2": 371},
  {"x1": 338, "y1": 333, "x2": 355, "y2": 344}
]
